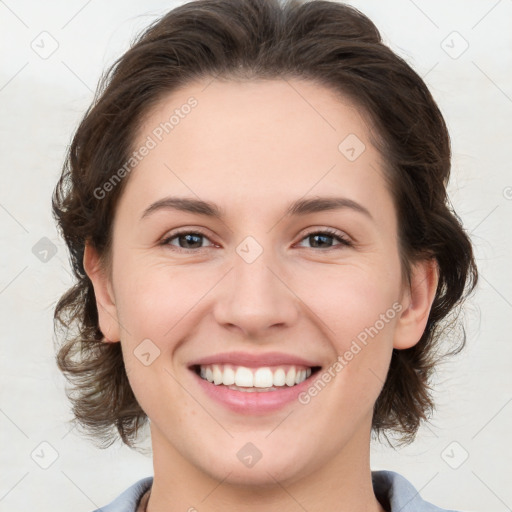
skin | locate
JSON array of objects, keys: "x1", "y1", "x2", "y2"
[{"x1": 84, "y1": 78, "x2": 438, "y2": 512}]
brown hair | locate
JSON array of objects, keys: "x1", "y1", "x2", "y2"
[{"x1": 52, "y1": 0, "x2": 478, "y2": 449}]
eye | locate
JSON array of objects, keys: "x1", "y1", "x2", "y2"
[
  {"x1": 296, "y1": 228, "x2": 353, "y2": 250},
  {"x1": 161, "y1": 230, "x2": 215, "y2": 251},
  {"x1": 160, "y1": 227, "x2": 353, "y2": 252}
]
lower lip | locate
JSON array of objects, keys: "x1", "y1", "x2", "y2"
[{"x1": 191, "y1": 369, "x2": 319, "y2": 414}]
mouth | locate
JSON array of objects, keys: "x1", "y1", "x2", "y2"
[
  {"x1": 190, "y1": 363, "x2": 322, "y2": 392},
  {"x1": 187, "y1": 351, "x2": 324, "y2": 413}
]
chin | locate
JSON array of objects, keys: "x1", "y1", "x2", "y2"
[
  {"x1": 212, "y1": 463, "x2": 301, "y2": 488},
  {"x1": 195, "y1": 446, "x2": 315, "y2": 489}
]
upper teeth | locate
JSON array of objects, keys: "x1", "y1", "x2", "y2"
[{"x1": 199, "y1": 364, "x2": 312, "y2": 388}]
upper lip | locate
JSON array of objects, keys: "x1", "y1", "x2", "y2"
[{"x1": 188, "y1": 351, "x2": 322, "y2": 369}]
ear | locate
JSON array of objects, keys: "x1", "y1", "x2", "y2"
[
  {"x1": 393, "y1": 259, "x2": 439, "y2": 350},
  {"x1": 83, "y1": 242, "x2": 120, "y2": 343}
]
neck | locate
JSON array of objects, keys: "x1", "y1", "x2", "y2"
[{"x1": 145, "y1": 423, "x2": 385, "y2": 512}]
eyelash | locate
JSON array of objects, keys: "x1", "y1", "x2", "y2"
[{"x1": 160, "y1": 227, "x2": 353, "y2": 253}]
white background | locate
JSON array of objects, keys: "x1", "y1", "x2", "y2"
[{"x1": 0, "y1": 1, "x2": 511, "y2": 511}]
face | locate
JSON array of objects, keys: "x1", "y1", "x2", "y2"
[{"x1": 87, "y1": 78, "x2": 436, "y2": 487}]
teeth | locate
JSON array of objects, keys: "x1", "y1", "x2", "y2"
[
  {"x1": 213, "y1": 365, "x2": 223, "y2": 385},
  {"x1": 235, "y1": 366, "x2": 253, "y2": 387},
  {"x1": 223, "y1": 365, "x2": 235, "y2": 385},
  {"x1": 254, "y1": 367, "x2": 273, "y2": 388},
  {"x1": 197, "y1": 364, "x2": 314, "y2": 389},
  {"x1": 285, "y1": 367, "x2": 296, "y2": 386},
  {"x1": 273, "y1": 368, "x2": 286, "y2": 386}
]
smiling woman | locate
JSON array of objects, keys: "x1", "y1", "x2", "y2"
[{"x1": 51, "y1": 1, "x2": 477, "y2": 511}]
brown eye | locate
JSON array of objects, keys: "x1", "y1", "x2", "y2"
[
  {"x1": 161, "y1": 230, "x2": 214, "y2": 251},
  {"x1": 297, "y1": 229, "x2": 352, "y2": 250}
]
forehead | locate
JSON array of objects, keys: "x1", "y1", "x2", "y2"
[
  {"x1": 137, "y1": 78, "x2": 373, "y2": 166},
  {"x1": 120, "y1": 78, "x2": 393, "y2": 226}
]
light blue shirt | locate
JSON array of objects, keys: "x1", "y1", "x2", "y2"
[{"x1": 91, "y1": 471, "x2": 460, "y2": 511}]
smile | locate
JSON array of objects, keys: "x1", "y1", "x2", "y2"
[
  {"x1": 196, "y1": 363, "x2": 315, "y2": 390},
  {"x1": 190, "y1": 362, "x2": 322, "y2": 413}
]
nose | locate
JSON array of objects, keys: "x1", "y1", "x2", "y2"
[{"x1": 213, "y1": 242, "x2": 300, "y2": 339}]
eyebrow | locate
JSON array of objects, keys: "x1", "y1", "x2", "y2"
[{"x1": 140, "y1": 195, "x2": 373, "y2": 221}]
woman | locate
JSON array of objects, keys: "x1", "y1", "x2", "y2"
[{"x1": 52, "y1": 0, "x2": 478, "y2": 510}]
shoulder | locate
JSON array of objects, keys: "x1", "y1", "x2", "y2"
[
  {"x1": 372, "y1": 470, "x2": 462, "y2": 512},
  {"x1": 90, "y1": 476, "x2": 153, "y2": 512}
]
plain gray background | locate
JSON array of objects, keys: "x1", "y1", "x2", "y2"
[{"x1": 1, "y1": 1, "x2": 511, "y2": 511}]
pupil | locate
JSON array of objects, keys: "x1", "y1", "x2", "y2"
[
  {"x1": 181, "y1": 234, "x2": 202, "y2": 248},
  {"x1": 311, "y1": 234, "x2": 332, "y2": 248}
]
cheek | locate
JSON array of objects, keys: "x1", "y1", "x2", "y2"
[
  {"x1": 301, "y1": 261, "x2": 402, "y2": 347},
  {"x1": 303, "y1": 259, "x2": 401, "y2": 401},
  {"x1": 114, "y1": 260, "x2": 215, "y2": 339},
  {"x1": 113, "y1": 264, "x2": 198, "y2": 408}
]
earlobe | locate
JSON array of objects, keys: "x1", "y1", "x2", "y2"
[
  {"x1": 393, "y1": 259, "x2": 439, "y2": 350},
  {"x1": 83, "y1": 242, "x2": 120, "y2": 343}
]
